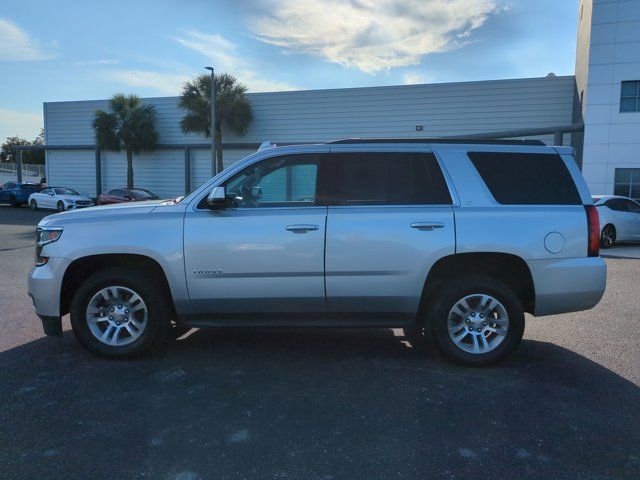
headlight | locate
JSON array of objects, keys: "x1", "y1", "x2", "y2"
[{"x1": 35, "y1": 226, "x2": 63, "y2": 266}]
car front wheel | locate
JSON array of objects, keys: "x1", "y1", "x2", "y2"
[
  {"x1": 426, "y1": 275, "x2": 525, "y2": 366},
  {"x1": 56, "y1": 201, "x2": 65, "y2": 212},
  {"x1": 30, "y1": 199, "x2": 38, "y2": 210},
  {"x1": 70, "y1": 268, "x2": 172, "y2": 358}
]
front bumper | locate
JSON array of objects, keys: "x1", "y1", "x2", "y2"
[
  {"x1": 530, "y1": 256, "x2": 607, "y2": 316},
  {"x1": 28, "y1": 256, "x2": 69, "y2": 322},
  {"x1": 65, "y1": 203, "x2": 94, "y2": 210}
]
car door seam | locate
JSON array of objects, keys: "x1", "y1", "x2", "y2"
[{"x1": 323, "y1": 207, "x2": 329, "y2": 306}]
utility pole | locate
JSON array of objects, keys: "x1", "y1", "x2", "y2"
[{"x1": 205, "y1": 67, "x2": 217, "y2": 176}]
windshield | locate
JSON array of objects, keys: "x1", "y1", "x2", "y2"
[
  {"x1": 19, "y1": 184, "x2": 39, "y2": 190},
  {"x1": 129, "y1": 189, "x2": 158, "y2": 199},
  {"x1": 55, "y1": 188, "x2": 80, "y2": 195}
]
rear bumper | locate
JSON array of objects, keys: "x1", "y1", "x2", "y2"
[{"x1": 529, "y1": 257, "x2": 607, "y2": 316}]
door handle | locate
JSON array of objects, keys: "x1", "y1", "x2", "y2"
[
  {"x1": 411, "y1": 222, "x2": 445, "y2": 231},
  {"x1": 285, "y1": 224, "x2": 319, "y2": 233}
]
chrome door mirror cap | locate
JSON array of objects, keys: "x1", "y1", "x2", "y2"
[{"x1": 207, "y1": 186, "x2": 227, "y2": 209}]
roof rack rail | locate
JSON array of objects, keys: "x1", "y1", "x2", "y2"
[{"x1": 327, "y1": 138, "x2": 546, "y2": 146}]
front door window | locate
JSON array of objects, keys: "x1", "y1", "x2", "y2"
[{"x1": 224, "y1": 155, "x2": 318, "y2": 208}]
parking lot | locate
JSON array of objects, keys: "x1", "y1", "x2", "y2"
[{"x1": 0, "y1": 205, "x2": 639, "y2": 480}]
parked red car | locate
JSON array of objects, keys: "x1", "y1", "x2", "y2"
[{"x1": 96, "y1": 188, "x2": 159, "y2": 205}]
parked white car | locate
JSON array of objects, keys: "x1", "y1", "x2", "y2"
[
  {"x1": 29, "y1": 187, "x2": 94, "y2": 212},
  {"x1": 592, "y1": 195, "x2": 640, "y2": 247}
]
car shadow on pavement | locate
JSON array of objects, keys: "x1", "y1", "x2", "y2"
[{"x1": 1, "y1": 329, "x2": 639, "y2": 480}]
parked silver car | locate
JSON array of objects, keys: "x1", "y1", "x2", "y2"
[
  {"x1": 592, "y1": 195, "x2": 640, "y2": 248},
  {"x1": 28, "y1": 139, "x2": 606, "y2": 365}
]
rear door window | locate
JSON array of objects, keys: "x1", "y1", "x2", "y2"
[
  {"x1": 468, "y1": 152, "x2": 581, "y2": 205},
  {"x1": 318, "y1": 152, "x2": 451, "y2": 206}
]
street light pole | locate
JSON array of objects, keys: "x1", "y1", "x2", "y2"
[{"x1": 205, "y1": 67, "x2": 217, "y2": 176}]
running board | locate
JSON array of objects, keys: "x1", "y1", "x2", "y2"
[{"x1": 180, "y1": 313, "x2": 415, "y2": 329}]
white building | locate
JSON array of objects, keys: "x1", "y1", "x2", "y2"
[
  {"x1": 577, "y1": 0, "x2": 640, "y2": 199},
  {"x1": 40, "y1": 0, "x2": 640, "y2": 201},
  {"x1": 43, "y1": 76, "x2": 576, "y2": 198}
]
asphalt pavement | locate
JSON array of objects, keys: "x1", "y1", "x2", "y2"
[{"x1": 1, "y1": 205, "x2": 639, "y2": 480}]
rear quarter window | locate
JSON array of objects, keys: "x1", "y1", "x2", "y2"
[{"x1": 468, "y1": 152, "x2": 581, "y2": 205}]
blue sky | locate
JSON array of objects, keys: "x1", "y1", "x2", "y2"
[{"x1": 0, "y1": 0, "x2": 579, "y2": 142}]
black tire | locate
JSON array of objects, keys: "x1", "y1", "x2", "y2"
[
  {"x1": 10, "y1": 196, "x2": 19, "y2": 207},
  {"x1": 426, "y1": 275, "x2": 525, "y2": 366},
  {"x1": 70, "y1": 267, "x2": 172, "y2": 358},
  {"x1": 30, "y1": 199, "x2": 38, "y2": 210},
  {"x1": 600, "y1": 224, "x2": 616, "y2": 249},
  {"x1": 56, "y1": 201, "x2": 65, "y2": 212}
]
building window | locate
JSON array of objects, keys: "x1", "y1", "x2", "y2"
[
  {"x1": 614, "y1": 168, "x2": 640, "y2": 201},
  {"x1": 620, "y1": 81, "x2": 640, "y2": 112}
]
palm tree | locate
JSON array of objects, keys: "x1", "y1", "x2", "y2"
[
  {"x1": 93, "y1": 94, "x2": 158, "y2": 188},
  {"x1": 178, "y1": 73, "x2": 252, "y2": 172}
]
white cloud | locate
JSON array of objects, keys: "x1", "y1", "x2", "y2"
[
  {"x1": 107, "y1": 70, "x2": 191, "y2": 95},
  {"x1": 174, "y1": 30, "x2": 297, "y2": 92},
  {"x1": 249, "y1": 0, "x2": 499, "y2": 73},
  {"x1": 403, "y1": 72, "x2": 426, "y2": 85},
  {"x1": 0, "y1": 18, "x2": 51, "y2": 61},
  {"x1": 74, "y1": 58, "x2": 120, "y2": 66},
  {"x1": 0, "y1": 108, "x2": 42, "y2": 142}
]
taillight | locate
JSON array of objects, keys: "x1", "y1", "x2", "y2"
[{"x1": 585, "y1": 205, "x2": 600, "y2": 257}]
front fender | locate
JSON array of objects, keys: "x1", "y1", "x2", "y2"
[{"x1": 39, "y1": 206, "x2": 191, "y2": 315}]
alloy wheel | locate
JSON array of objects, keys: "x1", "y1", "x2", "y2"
[
  {"x1": 85, "y1": 286, "x2": 148, "y2": 346},
  {"x1": 447, "y1": 293, "x2": 509, "y2": 354}
]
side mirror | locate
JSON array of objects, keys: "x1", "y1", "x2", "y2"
[{"x1": 207, "y1": 186, "x2": 227, "y2": 209}]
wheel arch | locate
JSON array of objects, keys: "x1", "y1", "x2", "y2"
[
  {"x1": 419, "y1": 252, "x2": 535, "y2": 319},
  {"x1": 60, "y1": 253, "x2": 177, "y2": 318}
]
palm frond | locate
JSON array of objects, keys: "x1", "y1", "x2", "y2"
[
  {"x1": 93, "y1": 110, "x2": 120, "y2": 151},
  {"x1": 93, "y1": 94, "x2": 158, "y2": 153},
  {"x1": 178, "y1": 72, "x2": 253, "y2": 140}
]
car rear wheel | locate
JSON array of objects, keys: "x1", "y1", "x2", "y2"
[
  {"x1": 10, "y1": 195, "x2": 19, "y2": 207},
  {"x1": 70, "y1": 268, "x2": 172, "y2": 358},
  {"x1": 30, "y1": 199, "x2": 38, "y2": 210},
  {"x1": 600, "y1": 224, "x2": 616, "y2": 249},
  {"x1": 56, "y1": 201, "x2": 65, "y2": 212},
  {"x1": 426, "y1": 275, "x2": 525, "y2": 366}
]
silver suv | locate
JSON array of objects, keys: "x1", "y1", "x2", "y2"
[{"x1": 28, "y1": 139, "x2": 606, "y2": 365}]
